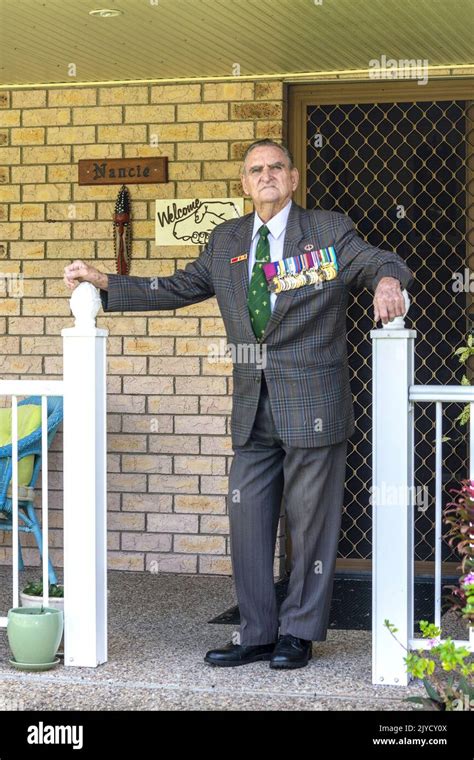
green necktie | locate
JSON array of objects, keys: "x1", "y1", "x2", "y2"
[{"x1": 247, "y1": 225, "x2": 271, "y2": 341}]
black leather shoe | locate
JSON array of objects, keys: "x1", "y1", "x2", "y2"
[
  {"x1": 269, "y1": 634, "x2": 313, "y2": 669},
  {"x1": 204, "y1": 641, "x2": 276, "y2": 667}
]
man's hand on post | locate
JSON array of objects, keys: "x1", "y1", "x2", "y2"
[
  {"x1": 64, "y1": 260, "x2": 109, "y2": 291},
  {"x1": 373, "y1": 276, "x2": 405, "y2": 325}
]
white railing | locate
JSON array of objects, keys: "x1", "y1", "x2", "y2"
[
  {"x1": 0, "y1": 382, "x2": 63, "y2": 626},
  {"x1": 0, "y1": 283, "x2": 108, "y2": 668},
  {"x1": 372, "y1": 294, "x2": 474, "y2": 685}
]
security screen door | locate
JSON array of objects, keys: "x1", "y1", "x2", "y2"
[{"x1": 289, "y1": 81, "x2": 473, "y2": 575}]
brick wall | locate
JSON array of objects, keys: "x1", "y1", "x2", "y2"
[{"x1": 0, "y1": 79, "x2": 287, "y2": 576}]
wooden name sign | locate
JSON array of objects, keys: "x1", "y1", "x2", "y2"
[{"x1": 78, "y1": 157, "x2": 168, "y2": 185}]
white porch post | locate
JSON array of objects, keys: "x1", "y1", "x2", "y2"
[
  {"x1": 61, "y1": 283, "x2": 108, "y2": 667},
  {"x1": 371, "y1": 292, "x2": 416, "y2": 685}
]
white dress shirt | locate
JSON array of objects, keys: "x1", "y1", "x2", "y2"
[{"x1": 248, "y1": 199, "x2": 293, "y2": 312}]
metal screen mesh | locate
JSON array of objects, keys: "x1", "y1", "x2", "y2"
[{"x1": 306, "y1": 99, "x2": 470, "y2": 565}]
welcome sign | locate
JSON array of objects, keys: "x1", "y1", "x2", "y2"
[{"x1": 155, "y1": 198, "x2": 244, "y2": 246}]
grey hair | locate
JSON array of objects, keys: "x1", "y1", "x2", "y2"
[{"x1": 241, "y1": 139, "x2": 294, "y2": 173}]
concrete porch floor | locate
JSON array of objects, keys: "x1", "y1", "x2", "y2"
[{"x1": 0, "y1": 567, "x2": 466, "y2": 711}]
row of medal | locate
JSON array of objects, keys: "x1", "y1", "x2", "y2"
[{"x1": 262, "y1": 246, "x2": 339, "y2": 294}]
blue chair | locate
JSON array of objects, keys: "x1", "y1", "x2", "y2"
[{"x1": 0, "y1": 395, "x2": 63, "y2": 584}]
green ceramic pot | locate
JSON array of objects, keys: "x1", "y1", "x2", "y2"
[{"x1": 7, "y1": 607, "x2": 63, "y2": 665}]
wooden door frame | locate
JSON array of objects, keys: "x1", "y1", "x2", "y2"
[
  {"x1": 284, "y1": 78, "x2": 473, "y2": 577},
  {"x1": 288, "y1": 79, "x2": 474, "y2": 208}
]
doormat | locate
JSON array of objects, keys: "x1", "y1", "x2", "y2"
[{"x1": 208, "y1": 573, "x2": 458, "y2": 631}]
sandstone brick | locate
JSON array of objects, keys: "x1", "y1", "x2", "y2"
[
  {"x1": 148, "y1": 357, "x2": 199, "y2": 375},
  {"x1": 47, "y1": 202, "x2": 96, "y2": 221},
  {"x1": 231, "y1": 102, "x2": 282, "y2": 120},
  {"x1": 124, "y1": 105, "x2": 175, "y2": 123},
  {"x1": 0, "y1": 110, "x2": 20, "y2": 127},
  {"x1": 178, "y1": 103, "x2": 228, "y2": 122},
  {"x1": 203, "y1": 161, "x2": 242, "y2": 180},
  {"x1": 255, "y1": 121, "x2": 283, "y2": 138},
  {"x1": 177, "y1": 142, "x2": 228, "y2": 161},
  {"x1": 123, "y1": 337, "x2": 174, "y2": 355},
  {"x1": 11, "y1": 128, "x2": 45, "y2": 145},
  {"x1": 73, "y1": 144, "x2": 123, "y2": 161},
  {"x1": 147, "y1": 395, "x2": 198, "y2": 415},
  {"x1": 149, "y1": 435, "x2": 199, "y2": 454},
  {"x1": 200, "y1": 476, "x2": 229, "y2": 495},
  {"x1": 12, "y1": 90, "x2": 47, "y2": 108},
  {"x1": 0, "y1": 336, "x2": 19, "y2": 353},
  {"x1": 8, "y1": 317, "x2": 44, "y2": 334},
  {"x1": 174, "y1": 534, "x2": 225, "y2": 554},
  {"x1": 176, "y1": 181, "x2": 227, "y2": 197},
  {"x1": 0, "y1": 356, "x2": 42, "y2": 373},
  {"x1": 174, "y1": 494, "x2": 226, "y2": 514},
  {"x1": 123, "y1": 143, "x2": 176, "y2": 159},
  {"x1": 175, "y1": 416, "x2": 226, "y2": 435},
  {"x1": 121, "y1": 453, "x2": 172, "y2": 473},
  {"x1": 146, "y1": 553, "x2": 197, "y2": 573},
  {"x1": 150, "y1": 84, "x2": 201, "y2": 103},
  {"x1": 23, "y1": 184, "x2": 71, "y2": 202},
  {"x1": 108, "y1": 510, "x2": 145, "y2": 530},
  {"x1": 108, "y1": 554, "x2": 144, "y2": 571},
  {"x1": 148, "y1": 474, "x2": 199, "y2": 493},
  {"x1": 175, "y1": 376, "x2": 227, "y2": 395},
  {"x1": 0, "y1": 186, "x2": 20, "y2": 202},
  {"x1": 122, "y1": 376, "x2": 167, "y2": 394},
  {"x1": 48, "y1": 89, "x2": 97, "y2": 107},
  {"x1": 174, "y1": 455, "x2": 225, "y2": 475},
  {"x1": 47, "y1": 240, "x2": 94, "y2": 258},
  {"x1": 73, "y1": 106, "x2": 122, "y2": 125},
  {"x1": 148, "y1": 318, "x2": 199, "y2": 336},
  {"x1": 10, "y1": 204, "x2": 45, "y2": 221},
  {"x1": 22, "y1": 146, "x2": 71, "y2": 164},
  {"x1": 122, "y1": 532, "x2": 172, "y2": 552},
  {"x1": 0, "y1": 148, "x2": 20, "y2": 164},
  {"x1": 200, "y1": 515, "x2": 230, "y2": 534},
  {"x1": 199, "y1": 556, "x2": 232, "y2": 574},
  {"x1": 108, "y1": 434, "x2": 147, "y2": 453},
  {"x1": 230, "y1": 141, "x2": 254, "y2": 160},
  {"x1": 107, "y1": 395, "x2": 146, "y2": 414},
  {"x1": 22, "y1": 222, "x2": 70, "y2": 240},
  {"x1": 147, "y1": 513, "x2": 198, "y2": 533},
  {"x1": 145, "y1": 122, "x2": 200, "y2": 142},
  {"x1": 100, "y1": 86, "x2": 149, "y2": 105},
  {"x1": 21, "y1": 336, "x2": 61, "y2": 354},
  {"x1": 23, "y1": 108, "x2": 71, "y2": 126},
  {"x1": 122, "y1": 493, "x2": 173, "y2": 512},
  {"x1": 98, "y1": 125, "x2": 146, "y2": 143},
  {"x1": 255, "y1": 81, "x2": 284, "y2": 100},
  {"x1": 0, "y1": 223, "x2": 20, "y2": 240},
  {"x1": 168, "y1": 162, "x2": 201, "y2": 181},
  {"x1": 107, "y1": 473, "x2": 147, "y2": 492},
  {"x1": 200, "y1": 397, "x2": 232, "y2": 416},
  {"x1": 203, "y1": 121, "x2": 254, "y2": 140},
  {"x1": 11, "y1": 166, "x2": 45, "y2": 183},
  {"x1": 107, "y1": 356, "x2": 146, "y2": 375},
  {"x1": 47, "y1": 165, "x2": 76, "y2": 182},
  {"x1": 203, "y1": 82, "x2": 254, "y2": 101}
]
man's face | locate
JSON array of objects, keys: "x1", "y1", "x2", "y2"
[{"x1": 241, "y1": 146, "x2": 299, "y2": 208}]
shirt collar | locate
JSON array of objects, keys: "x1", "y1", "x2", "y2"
[{"x1": 251, "y1": 199, "x2": 293, "y2": 241}]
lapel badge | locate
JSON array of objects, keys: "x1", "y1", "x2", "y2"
[
  {"x1": 304, "y1": 243, "x2": 314, "y2": 251},
  {"x1": 230, "y1": 253, "x2": 248, "y2": 264}
]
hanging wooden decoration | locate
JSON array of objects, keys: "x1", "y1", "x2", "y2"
[{"x1": 114, "y1": 185, "x2": 132, "y2": 275}]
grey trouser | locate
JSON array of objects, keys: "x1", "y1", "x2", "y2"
[{"x1": 228, "y1": 375, "x2": 347, "y2": 645}]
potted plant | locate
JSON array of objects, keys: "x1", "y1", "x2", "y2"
[
  {"x1": 20, "y1": 580, "x2": 64, "y2": 612},
  {"x1": 7, "y1": 604, "x2": 63, "y2": 671},
  {"x1": 385, "y1": 619, "x2": 474, "y2": 711},
  {"x1": 442, "y1": 480, "x2": 474, "y2": 634}
]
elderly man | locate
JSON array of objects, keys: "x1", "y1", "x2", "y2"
[{"x1": 64, "y1": 138, "x2": 414, "y2": 670}]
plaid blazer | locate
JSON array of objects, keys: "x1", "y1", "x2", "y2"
[{"x1": 100, "y1": 201, "x2": 414, "y2": 448}]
